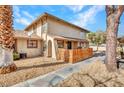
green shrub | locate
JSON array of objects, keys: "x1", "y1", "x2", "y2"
[{"x1": 13, "y1": 52, "x2": 20, "y2": 60}]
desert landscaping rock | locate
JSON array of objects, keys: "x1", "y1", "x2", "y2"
[
  {"x1": 0, "y1": 57, "x2": 69, "y2": 87},
  {"x1": 13, "y1": 55, "x2": 105, "y2": 87},
  {"x1": 104, "y1": 80, "x2": 123, "y2": 87},
  {"x1": 58, "y1": 76, "x2": 82, "y2": 87},
  {"x1": 72, "y1": 73, "x2": 95, "y2": 87},
  {"x1": 58, "y1": 61, "x2": 124, "y2": 87}
]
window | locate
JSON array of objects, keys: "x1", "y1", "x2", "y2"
[
  {"x1": 27, "y1": 40, "x2": 38, "y2": 48},
  {"x1": 57, "y1": 40, "x2": 64, "y2": 48}
]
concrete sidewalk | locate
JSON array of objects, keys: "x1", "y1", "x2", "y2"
[{"x1": 12, "y1": 56, "x2": 105, "y2": 87}]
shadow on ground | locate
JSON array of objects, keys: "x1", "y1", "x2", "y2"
[
  {"x1": 17, "y1": 62, "x2": 67, "y2": 71},
  {"x1": 93, "y1": 51, "x2": 105, "y2": 57}
]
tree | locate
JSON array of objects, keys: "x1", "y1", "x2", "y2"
[
  {"x1": 105, "y1": 5, "x2": 124, "y2": 72},
  {"x1": 87, "y1": 31, "x2": 106, "y2": 51},
  {"x1": 87, "y1": 32, "x2": 95, "y2": 44},
  {"x1": 0, "y1": 5, "x2": 17, "y2": 74}
]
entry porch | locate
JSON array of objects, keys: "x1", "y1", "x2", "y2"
[{"x1": 54, "y1": 36, "x2": 93, "y2": 63}]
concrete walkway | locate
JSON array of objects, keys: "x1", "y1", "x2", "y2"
[{"x1": 12, "y1": 56, "x2": 105, "y2": 87}]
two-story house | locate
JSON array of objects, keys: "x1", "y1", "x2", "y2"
[{"x1": 14, "y1": 12, "x2": 90, "y2": 61}]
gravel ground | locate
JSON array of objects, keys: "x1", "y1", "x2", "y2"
[
  {"x1": 0, "y1": 57, "x2": 69, "y2": 87},
  {"x1": 57, "y1": 61, "x2": 124, "y2": 87}
]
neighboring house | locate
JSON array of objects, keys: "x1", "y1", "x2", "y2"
[{"x1": 14, "y1": 12, "x2": 90, "y2": 60}]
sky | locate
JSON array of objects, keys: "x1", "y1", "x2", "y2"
[{"x1": 13, "y1": 5, "x2": 124, "y2": 37}]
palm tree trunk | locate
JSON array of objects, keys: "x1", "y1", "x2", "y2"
[{"x1": 0, "y1": 5, "x2": 17, "y2": 74}]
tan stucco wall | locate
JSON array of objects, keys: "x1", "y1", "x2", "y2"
[
  {"x1": 16, "y1": 38, "x2": 43, "y2": 58},
  {"x1": 25, "y1": 16, "x2": 88, "y2": 60},
  {"x1": 26, "y1": 21, "x2": 48, "y2": 39},
  {"x1": 36, "y1": 21, "x2": 42, "y2": 37},
  {"x1": 26, "y1": 17, "x2": 87, "y2": 40},
  {"x1": 45, "y1": 35, "x2": 56, "y2": 59},
  {"x1": 47, "y1": 18, "x2": 86, "y2": 39},
  {"x1": 26, "y1": 15, "x2": 88, "y2": 40}
]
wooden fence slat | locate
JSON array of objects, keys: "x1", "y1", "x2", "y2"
[{"x1": 57, "y1": 48, "x2": 93, "y2": 63}]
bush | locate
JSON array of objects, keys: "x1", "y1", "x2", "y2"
[{"x1": 13, "y1": 52, "x2": 20, "y2": 60}]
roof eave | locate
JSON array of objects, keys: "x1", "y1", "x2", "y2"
[
  {"x1": 14, "y1": 37, "x2": 42, "y2": 40},
  {"x1": 24, "y1": 13, "x2": 47, "y2": 31}
]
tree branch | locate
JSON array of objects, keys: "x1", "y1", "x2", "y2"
[
  {"x1": 116, "y1": 6, "x2": 124, "y2": 21},
  {"x1": 106, "y1": 5, "x2": 115, "y2": 17},
  {"x1": 117, "y1": 5, "x2": 124, "y2": 15}
]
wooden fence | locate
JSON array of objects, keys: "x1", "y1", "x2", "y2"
[{"x1": 57, "y1": 48, "x2": 93, "y2": 63}]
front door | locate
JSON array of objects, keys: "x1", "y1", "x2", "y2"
[{"x1": 67, "y1": 41, "x2": 72, "y2": 49}]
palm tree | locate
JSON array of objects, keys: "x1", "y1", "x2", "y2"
[
  {"x1": 105, "y1": 5, "x2": 124, "y2": 72},
  {"x1": 0, "y1": 5, "x2": 17, "y2": 74}
]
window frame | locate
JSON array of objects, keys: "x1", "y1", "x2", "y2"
[
  {"x1": 57, "y1": 40, "x2": 64, "y2": 48},
  {"x1": 27, "y1": 40, "x2": 38, "y2": 48}
]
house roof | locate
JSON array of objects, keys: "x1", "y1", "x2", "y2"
[
  {"x1": 14, "y1": 30, "x2": 42, "y2": 40},
  {"x1": 53, "y1": 35, "x2": 88, "y2": 43},
  {"x1": 24, "y1": 12, "x2": 90, "y2": 33}
]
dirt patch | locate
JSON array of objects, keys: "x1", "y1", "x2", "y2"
[
  {"x1": 58, "y1": 61, "x2": 124, "y2": 87},
  {"x1": 0, "y1": 57, "x2": 69, "y2": 87}
]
